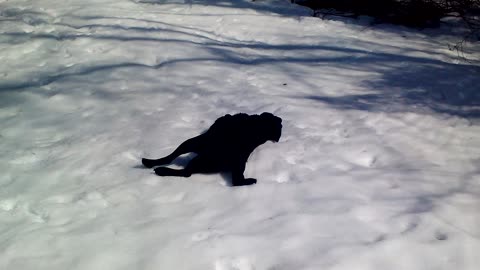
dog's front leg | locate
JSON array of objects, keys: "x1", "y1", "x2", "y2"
[{"x1": 231, "y1": 160, "x2": 257, "y2": 186}]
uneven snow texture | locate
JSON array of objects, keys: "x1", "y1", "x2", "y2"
[{"x1": 1, "y1": 0, "x2": 479, "y2": 269}]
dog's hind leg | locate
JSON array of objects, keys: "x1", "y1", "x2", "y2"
[
  {"x1": 154, "y1": 167, "x2": 192, "y2": 177},
  {"x1": 153, "y1": 155, "x2": 206, "y2": 177},
  {"x1": 142, "y1": 135, "x2": 205, "y2": 168}
]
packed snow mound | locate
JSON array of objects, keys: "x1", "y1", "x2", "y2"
[{"x1": 0, "y1": 0, "x2": 479, "y2": 270}]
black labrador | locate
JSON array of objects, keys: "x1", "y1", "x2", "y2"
[{"x1": 142, "y1": 112, "x2": 282, "y2": 186}]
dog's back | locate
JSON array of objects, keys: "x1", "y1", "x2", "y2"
[{"x1": 199, "y1": 113, "x2": 257, "y2": 157}]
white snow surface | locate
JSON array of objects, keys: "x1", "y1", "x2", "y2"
[{"x1": 1, "y1": 0, "x2": 480, "y2": 269}]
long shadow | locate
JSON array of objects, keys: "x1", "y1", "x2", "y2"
[
  {"x1": 303, "y1": 62, "x2": 480, "y2": 119},
  {"x1": 1, "y1": 35, "x2": 475, "y2": 94},
  {"x1": 1, "y1": 9, "x2": 479, "y2": 121},
  {"x1": 2, "y1": 31, "x2": 479, "y2": 121},
  {"x1": 133, "y1": 0, "x2": 309, "y2": 16}
]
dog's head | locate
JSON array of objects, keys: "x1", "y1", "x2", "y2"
[{"x1": 259, "y1": 112, "x2": 282, "y2": 142}]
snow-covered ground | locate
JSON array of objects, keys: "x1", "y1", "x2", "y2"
[{"x1": 1, "y1": 0, "x2": 479, "y2": 269}]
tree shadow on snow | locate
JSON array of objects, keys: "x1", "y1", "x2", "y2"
[
  {"x1": 1, "y1": 9, "x2": 479, "y2": 121},
  {"x1": 303, "y1": 62, "x2": 480, "y2": 119},
  {"x1": 131, "y1": 0, "x2": 309, "y2": 16},
  {"x1": 304, "y1": 63, "x2": 480, "y2": 118},
  {"x1": 2, "y1": 30, "x2": 479, "y2": 121}
]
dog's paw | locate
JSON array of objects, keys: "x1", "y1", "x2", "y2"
[
  {"x1": 233, "y1": 178, "x2": 257, "y2": 186},
  {"x1": 245, "y1": 178, "x2": 257, "y2": 185}
]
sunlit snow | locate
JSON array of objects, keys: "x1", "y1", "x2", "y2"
[{"x1": 1, "y1": 0, "x2": 479, "y2": 269}]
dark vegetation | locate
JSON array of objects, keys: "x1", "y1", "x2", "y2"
[
  {"x1": 294, "y1": 0, "x2": 480, "y2": 50},
  {"x1": 295, "y1": 0, "x2": 479, "y2": 27},
  {"x1": 291, "y1": 0, "x2": 480, "y2": 60}
]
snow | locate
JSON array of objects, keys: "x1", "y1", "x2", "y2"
[{"x1": 1, "y1": 0, "x2": 479, "y2": 269}]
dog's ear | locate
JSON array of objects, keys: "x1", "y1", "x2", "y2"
[
  {"x1": 259, "y1": 112, "x2": 282, "y2": 142},
  {"x1": 260, "y1": 112, "x2": 275, "y2": 119},
  {"x1": 261, "y1": 112, "x2": 282, "y2": 124}
]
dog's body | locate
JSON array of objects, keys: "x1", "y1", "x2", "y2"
[{"x1": 142, "y1": 112, "x2": 282, "y2": 186}]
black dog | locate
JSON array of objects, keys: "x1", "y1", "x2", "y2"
[{"x1": 142, "y1": 112, "x2": 282, "y2": 186}]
